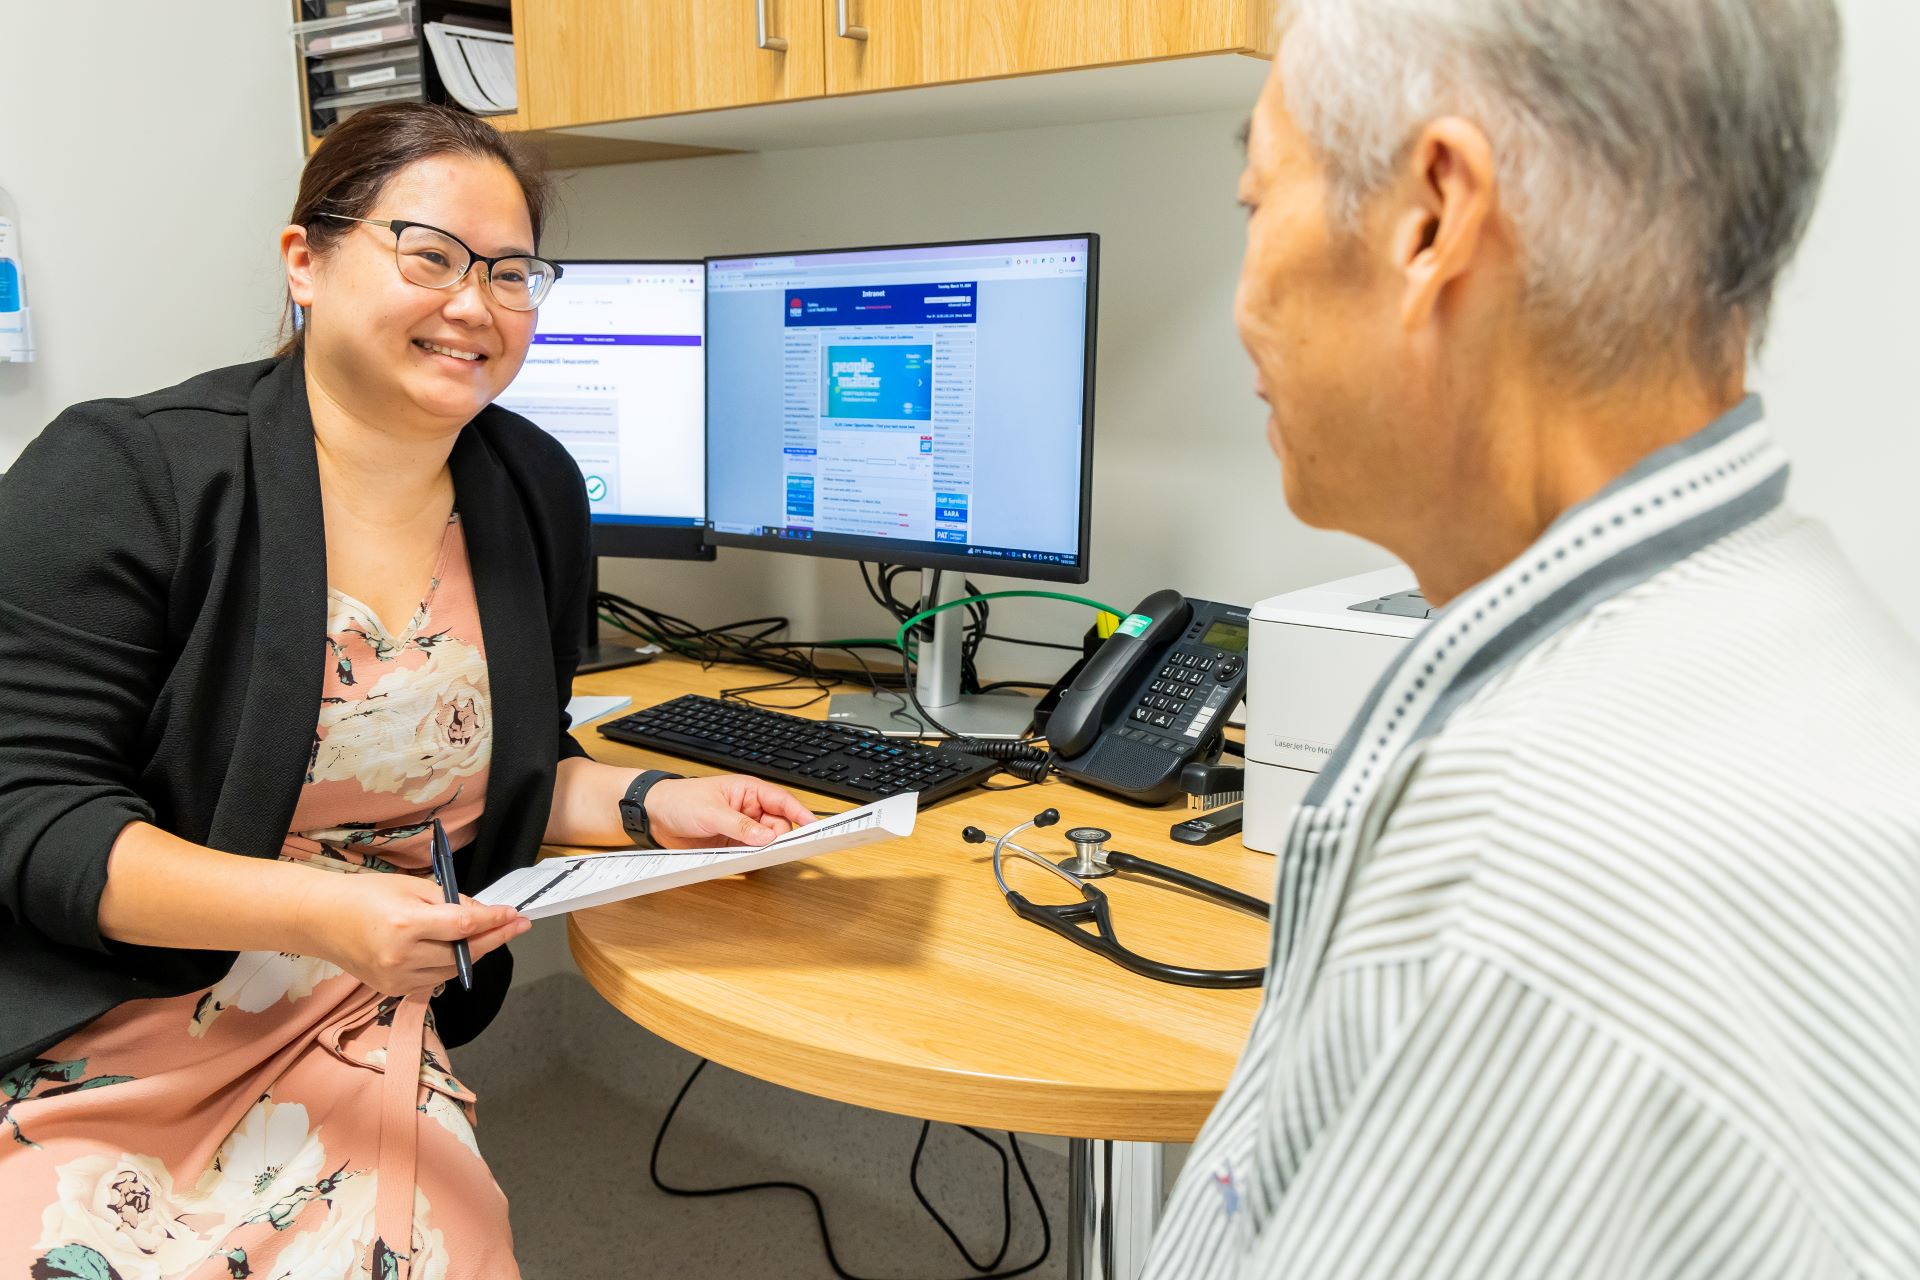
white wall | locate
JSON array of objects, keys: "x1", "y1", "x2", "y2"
[
  {"x1": 2, "y1": 0, "x2": 1912, "y2": 664},
  {"x1": 0, "y1": 2, "x2": 304, "y2": 460},
  {"x1": 1748, "y1": 0, "x2": 1920, "y2": 629}
]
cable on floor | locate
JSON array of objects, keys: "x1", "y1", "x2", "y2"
[{"x1": 648, "y1": 1058, "x2": 1052, "y2": 1280}]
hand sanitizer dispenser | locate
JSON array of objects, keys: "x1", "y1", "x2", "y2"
[{"x1": 0, "y1": 185, "x2": 36, "y2": 364}]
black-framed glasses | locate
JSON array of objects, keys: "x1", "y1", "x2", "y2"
[{"x1": 319, "y1": 213, "x2": 563, "y2": 311}]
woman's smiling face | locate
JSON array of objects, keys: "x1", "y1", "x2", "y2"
[{"x1": 289, "y1": 152, "x2": 538, "y2": 428}]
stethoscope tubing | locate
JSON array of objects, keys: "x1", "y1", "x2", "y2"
[
  {"x1": 987, "y1": 815, "x2": 1269, "y2": 989},
  {"x1": 1103, "y1": 850, "x2": 1271, "y2": 919}
]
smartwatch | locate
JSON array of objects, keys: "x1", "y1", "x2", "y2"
[{"x1": 618, "y1": 769, "x2": 682, "y2": 848}]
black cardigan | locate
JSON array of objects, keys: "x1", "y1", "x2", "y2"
[{"x1": 0, "y1": 353, "x2": 590, "y2": 1073}]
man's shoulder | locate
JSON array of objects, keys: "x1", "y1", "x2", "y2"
[
  {"x1": 1449, "y1": 507, "x2": 1920, "y2": 788},
  {"x1": 1368, "y1": 507, "x2": 1920, "y2": 980}
]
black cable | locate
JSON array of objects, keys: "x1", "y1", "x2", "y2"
[
  {"x1": 979, "y1": 633, "x2": 1084, "y2": 653},
  {"x1": 598, "y1": 593, "x2": 916, "y2": 713},
  {"x1": 960, "y1": 579, "x2": 989, "y2": 695},
  {"x1": 946, "y1": 738, "x2": 1055, "y2": 783},
  {"x1": 889, "y1": 572, "x2": 1054, "y2": 754},
  {"x1": 911, "y1": 1125, "x2": 1016, "y2": 1273},
  {"x1": 649, "y1": 1059, "x2": 1051, "y2": 1280},
  {"x1": 865, "y1": 562, "x2": 996, "y2": 700},
  {"x1": 860, "y1": 561, "x2": 899, "y2": 619}
]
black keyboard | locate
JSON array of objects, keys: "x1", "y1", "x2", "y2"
[{"x1": 597, "y1": 694, "x2": 1001, "y2": 807}]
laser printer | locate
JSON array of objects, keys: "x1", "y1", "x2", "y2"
[{"x1": 1242, "y1": 566, "x2": 1432, "y2": 853}]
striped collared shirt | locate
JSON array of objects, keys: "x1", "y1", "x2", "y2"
[{"x1": 1147, "y1": 397, "x2": 1920, "y2": 1279}]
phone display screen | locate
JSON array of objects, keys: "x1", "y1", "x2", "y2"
[{"x1": 1200, "y1": 619, "x2": 1249, "y2": 653}]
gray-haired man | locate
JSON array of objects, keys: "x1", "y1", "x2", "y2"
[{"x1": 1147, "y1": 1, "x2": 1920, "y2": 1275}]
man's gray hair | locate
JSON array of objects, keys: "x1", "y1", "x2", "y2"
[{"x1": 1276, "y1": 0, "x2": 1842, "y2": 386}]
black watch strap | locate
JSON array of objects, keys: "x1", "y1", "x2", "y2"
[{"x1": 618, "y1": 769, "x2": 682, "y2": 848}]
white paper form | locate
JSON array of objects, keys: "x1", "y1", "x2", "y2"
[
  {"x1": 473, "y1": 793, "x2": 918, "y2": 920},
  {"x1": 564, "y1": 694, "x2": 632, "y2": 727}
]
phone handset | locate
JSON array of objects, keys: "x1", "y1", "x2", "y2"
[{"x1": 1047, "y1": 589, "x2": 1194, "y2": 759}]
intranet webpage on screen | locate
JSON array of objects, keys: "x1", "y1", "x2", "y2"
[
  {"x1": 496, "y1": 265, "x2": 705, "y2": 524},
  {"x1": 778, "y1": 281, "x2": 978, "y2": 546}
]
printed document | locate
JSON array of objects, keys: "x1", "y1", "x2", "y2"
[{"x1": 473, "y1": 793, "x2": 917, "y2": 920}]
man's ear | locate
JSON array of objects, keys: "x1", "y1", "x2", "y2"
[
  {"x1": 280, "y1": 224, "x2": 317, "y2": 309},
  {"x1": 1388, "y1": 116, "x2": 1499, "y2": 333}
]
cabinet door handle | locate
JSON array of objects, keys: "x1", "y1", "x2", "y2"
[
  {"x1": 836, "y1": 0, "x2": 868, "y2": 41},
  {"x1": 756, "y1": 0, "x2": 789, "y2": 52}
]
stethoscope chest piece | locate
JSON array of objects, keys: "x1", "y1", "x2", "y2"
[{"x1": 1059, "y1": 826, "x2": 1116, "y2": 878}]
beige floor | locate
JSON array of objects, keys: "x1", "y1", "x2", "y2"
[{"x1": 456, "y1": 972, "x2": 1069, "y2": 1280}]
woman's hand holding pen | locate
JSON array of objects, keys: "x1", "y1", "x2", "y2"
[{"x1": 294, "y1": 871, "x2": 529, "y2": 998}]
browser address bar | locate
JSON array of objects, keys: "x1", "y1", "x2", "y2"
[{"x1": 730, "y1": 258, "x2": 1012, "y2": 278}]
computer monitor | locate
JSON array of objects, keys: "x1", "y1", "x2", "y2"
[
  {"x1": 496, "y1": 259, "x2": 713, "y2": 669},
  {"x1": 705, "y1": 234, "x2": 1099, "y2": 735}
]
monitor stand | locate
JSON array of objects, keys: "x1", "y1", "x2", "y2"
[
  {"x1": 579, "y1": 558, "x2": 664, "y2": 674},
  {"x1": 827, "y1": 569, "x2": 1038, "y2": 740}
]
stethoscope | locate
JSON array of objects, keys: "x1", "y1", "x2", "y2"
[{"x1": 962, "y1": 808, "x2": 1270, "y2": 989}]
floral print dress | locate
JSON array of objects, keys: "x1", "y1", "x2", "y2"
[{"x1": 0, "y1": 513, "x2": 520, "y2": 1280}]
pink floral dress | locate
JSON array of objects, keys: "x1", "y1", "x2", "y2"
[{"x1": 0, "y1": 514, "x2": 520, "y2": 1280}]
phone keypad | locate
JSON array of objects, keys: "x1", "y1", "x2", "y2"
[{"x1": 1125, "y1": 643, "x2": 1248, "y2": 750}]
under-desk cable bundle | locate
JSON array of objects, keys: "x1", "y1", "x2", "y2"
[{"x1": 650, "y1": 1059, "x2": 1052, "y2": 1280}]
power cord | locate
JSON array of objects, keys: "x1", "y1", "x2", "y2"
[{"x1": 649, "y1": 1059, "x2": 1052, "y2": 1280}]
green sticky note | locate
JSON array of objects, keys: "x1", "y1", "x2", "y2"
[{"x1": 1116, "y1": 613, "x2": 1153, "y2": 638}]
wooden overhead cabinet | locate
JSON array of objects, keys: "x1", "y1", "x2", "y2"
[
  {"x1": 518, "y1": 0, "x2": 828, "y2": 129},
  {"x1": 295, "y1": 2, "x2": 1277, "y2": 162},
  {"x1": 820, "y1": 0, "x2": 1277, "y2": 95}
]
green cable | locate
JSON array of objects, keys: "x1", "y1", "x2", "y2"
[{"x1": 891, "y1": 590, "x2": 1123, "y2": 653}]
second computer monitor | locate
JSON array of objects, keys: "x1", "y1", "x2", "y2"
[
  {"x1": 704, "y1": 235, "x2": 1098, "y2": 583},
  {"x1": 496, "y1": 259, "x2": 709, "y2": 559}
]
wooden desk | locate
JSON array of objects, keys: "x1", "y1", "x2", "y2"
[{"x1": 559, "y1": 657, "x2": 1272, "y2": 1279}]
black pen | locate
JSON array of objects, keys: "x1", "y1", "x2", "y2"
[{"x1": 430, "y1": 818, "x2": 474, "y2": 991}]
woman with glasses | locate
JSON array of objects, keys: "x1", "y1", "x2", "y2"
[{"x1": 0, "y1": 103, "x2": 811, "y2": 1278}]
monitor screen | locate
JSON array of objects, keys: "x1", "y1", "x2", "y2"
[
  {"x1": 704, "y1": 235, "x2": 1097, "y2": 583},
  {"x1": 496, "y1": 260, "x2": 709, "y2": 558}
]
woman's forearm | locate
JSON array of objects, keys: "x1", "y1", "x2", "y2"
[
  {"x1": 97, "y1": 821, "x2": 330, "y2": 954},
  {"x1": 543, "y1": 756, "x2": 644, "y2": 846}
]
